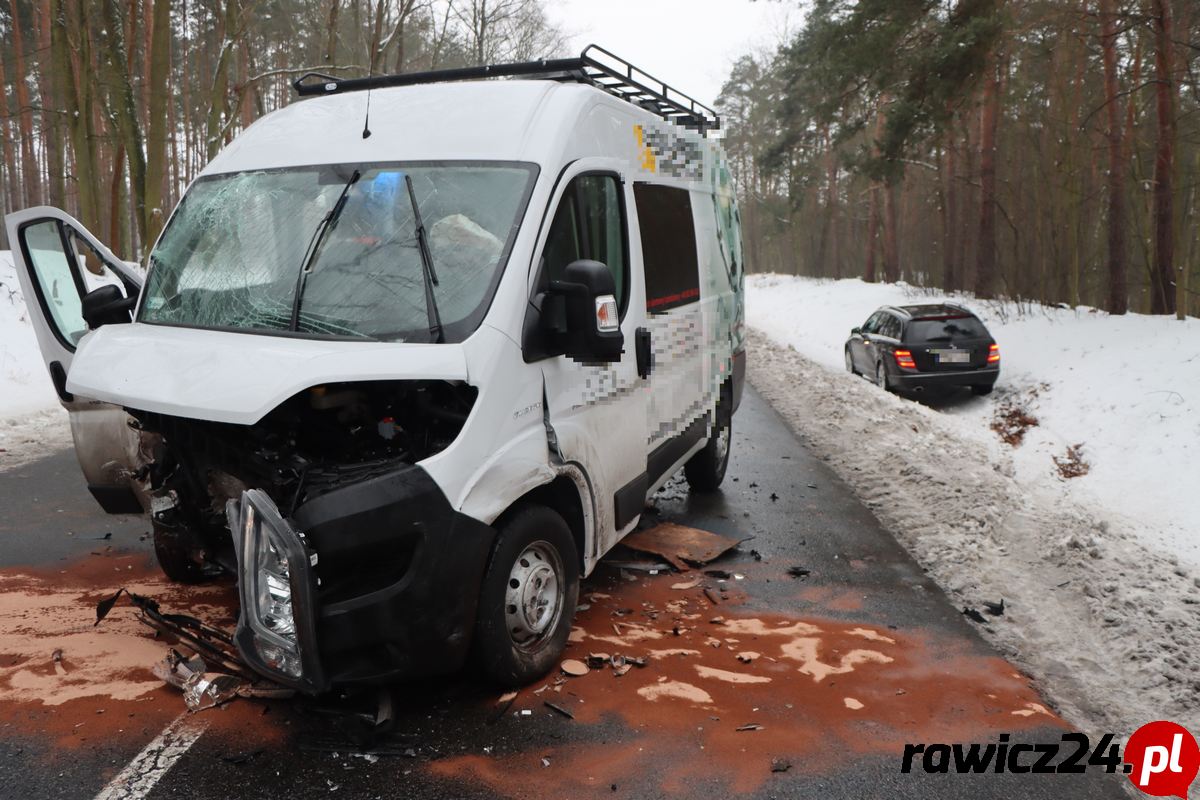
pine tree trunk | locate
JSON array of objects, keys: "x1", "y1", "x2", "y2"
[
  {"x1": 100, "y1": 0, "x2": 149, "y2": 246},
  {"x1": 943, "y1": 133, "x2": 958, "y2": 291},
  {"x1": 35, "y1": 0, "x2": 66, "y2": 207},
  {"x1": 9, "y1": 0, "x2": 42, "y2": 207},
  {"x1": 326, "y1": 0, "x2": 341, "y2": 63},
  {"x1": 976, "y1": 58, "x2": 1001, "y2": 299},
  {"x1": 144, "y1": 0, "x2": 171, "y2": 246},
  {"x1": 1099, "y1": 0, "x2": 1128, "y2": 313},
  {"x1": 0, "y1": 51, "x2": 20, "y2": 218},
  {"x1": 883, "y1": 182, "x2": 900, "y2": 282},
  {"x1": 865, "y1": 184, "x2": 880, "y2": 282},
  {"x1": 1149, "y1": 0, "x2": 1176, "y2": 315}
]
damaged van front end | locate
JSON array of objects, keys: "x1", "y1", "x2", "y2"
[{"x1": 227, "y1": 469, "x2": 496, "y2": 694}]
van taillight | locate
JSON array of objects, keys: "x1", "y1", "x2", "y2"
[
  {"x1": 987, "y1": 344, "x2": 1000, "y2": 364},
  {"x1": 893, "y1": 349, "x2": 916, "y2": 370}
]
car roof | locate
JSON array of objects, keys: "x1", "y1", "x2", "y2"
[{"x1": 881, "y1": 302, "x2": 975, "y2": 320}]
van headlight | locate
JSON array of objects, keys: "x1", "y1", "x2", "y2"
[{"x1": 229, "y1": 490, "x2": 321, "y2": 688}]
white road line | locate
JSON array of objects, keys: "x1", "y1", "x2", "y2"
[{"x1": 93, "y1": 713, "x2": 210, "y2": 800}]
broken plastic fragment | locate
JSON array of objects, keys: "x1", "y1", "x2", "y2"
[
  {"x1": 560, "y1": 659, "x2": 589, "y2": 677},
  {"x1": 94, "y1": 588, "x2": 126, "y2": 626}
]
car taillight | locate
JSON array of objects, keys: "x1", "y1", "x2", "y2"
[
  {"x1": 893, "y1": 349, "x2": 916, "y2": 370},
  {"x1": 987, "y1": 344, "x2": 1000, "y2": 364}
]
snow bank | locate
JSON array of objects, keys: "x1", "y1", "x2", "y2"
[
  {"x1": 746, "y1": 330, "x2": 1199, "y2": 738},
  {"x1": 0, "y1": 250, "x2": 70, "y2": 468},
  {"x1": 748, "y1": 274, "x2": 1199, "y2": 568}
]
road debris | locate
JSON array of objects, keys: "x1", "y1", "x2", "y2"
[
  {"x1": 94, "y1": 587, "x2": 294, "y2": 710},
  {"x1": 735, "y1": 723, "x2": 763, "y2": 732},
  {"x1": 770, "y1": 758, "x2": 792, "y2": 773},
  {"x1": 544, "y1": 701, "x2": 574, "y2": 719},
  {"x1": 983, "y1": 599, "x2": 1006, "y2": 616},
  {"x1": 671, "y1": 576, "x2": 701, "y2": 590},
  {"x1": 621, "y1": 523, "x2": 741, "y2": 571},
  {"x1": 736, "y1": 651, "x2": 760, "y2": 663},
  {"x1": 962, "y1": 607, "x2": 989, "y2": 624},
  {"x1": 786, "y1": 566, "x2": 811, "y2": 579},
  {"x1": 153, "y1": 649, "x2": 245, "y2": 711},
  {"x1": 560, "y1": 659, "x2": 589, "y2": 677}
]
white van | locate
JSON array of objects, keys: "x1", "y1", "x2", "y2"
[{"x1": 5, "y1": 46, "x2": 746, "y2": 692}]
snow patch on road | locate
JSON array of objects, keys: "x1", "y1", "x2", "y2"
[
  {"x1": 748, "y1": 274, "x2": 1199, "y2": 567},
  {"x1": 747, "y1": 330, "x2": 1200, "y2": 736}
]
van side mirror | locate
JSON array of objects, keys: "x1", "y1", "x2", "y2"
[
  {"x1": 547, "y1": 260, "x2": 623, "y2": 363},
  {"x1": 851, "y1": 326, "x2": 862, "y2": 335},
  {"x1": 82, "y1": 285, "x2": 136, "y2": 329}
]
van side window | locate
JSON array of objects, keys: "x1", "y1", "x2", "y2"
[
  {"x1": 542, "y1": 174, "x2": 627, "y2": 313},
  {"x1": 633, "y1": 184, "x2": 699, "y2": 313}
]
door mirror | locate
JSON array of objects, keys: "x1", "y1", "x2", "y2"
[
  {"x1": 81, "y1": 285, "x2": 136, "y2": 329},
  {"x1": 851, "y1": 326, "x2": 862, "y2": 335},
  {"x1": 548, "y1": 259, "x2": 624, "y2": 363}
]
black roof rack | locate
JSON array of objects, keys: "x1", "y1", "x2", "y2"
[{"x1": 292, "y1": 44, "x2": 720, "y2": 134}]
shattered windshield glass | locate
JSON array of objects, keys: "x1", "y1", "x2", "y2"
[{"x1": 140, "y1": 162, "x2": 536, "y2": 342}]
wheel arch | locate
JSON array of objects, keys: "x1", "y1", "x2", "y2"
[{"x1": 492, "y1": 468, "x2": 593, "y2": 575}]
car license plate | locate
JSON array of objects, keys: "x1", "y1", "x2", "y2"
[{"x1": 937, "y1": 350, "x2": 970, "y2": 364}]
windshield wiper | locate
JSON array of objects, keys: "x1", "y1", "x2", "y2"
[
  {"x1": 291, "y1": 169, "x2": 361, "y2": 331},
  {"x1": 404, "y1": 173, "x2": 444, "y2": 343}
]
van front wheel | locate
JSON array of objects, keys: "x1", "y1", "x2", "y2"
[
  {"x1": 152, "y1": 517, "x2": 211, "y2": 584},
  {"x1": 684, "y1": 385, "x2": 733, "y2": 493},
  {"x1": 474, "y1": 505, "x2": 579, "y2": 688}
]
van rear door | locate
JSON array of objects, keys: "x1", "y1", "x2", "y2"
[{"x1": 4, "y1": 207, "x2": 148, "y2": 513}]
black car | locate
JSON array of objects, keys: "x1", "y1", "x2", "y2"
[{"x1": 845, "y1": 303, "x2": 1000, "y2": 395}]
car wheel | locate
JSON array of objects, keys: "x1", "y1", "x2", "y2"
[
  {"x1": 685, "y1": 383, "x2": 732, "y2": 493},
  {"x1": 474, "y1": 505, "x2": 579, "y2": 688},
  {"x1": 152, "y1": 517, "x2": 212, "y2": 584},
  {"x1": 875, "y1": 361, "x2": 892, "y2": 393},
  {"x1": 971, "y1": 384, "x2": 994, "y2": 396},
  {"x1": 844, "y1": 347, "x2": 858, "y2": 375}
]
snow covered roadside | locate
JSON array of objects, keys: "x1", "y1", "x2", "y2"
[
  {"x1": 745, "y1": 302, "x2": 1200, "y2": 737},
  {"x1": 749, "y1": 274, "x2": 1199, "y2": 568},
  {"x1": 0, "y1": 250, "x2": 72, "y2": 471}
]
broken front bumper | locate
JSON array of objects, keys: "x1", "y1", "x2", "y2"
[{"x1": 228, "y1": 465, "x2": 496, "y2": 694}]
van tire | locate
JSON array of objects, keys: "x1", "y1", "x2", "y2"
[
  {"x1": 152, "y1": 518, "x2": 210, "y2": 584},
  {"x1": 684, "y1": 385, "x2": 732, "y2": 493},
  {"x1": 475, "y1": 505, "x2": 579, "y2": 688}
]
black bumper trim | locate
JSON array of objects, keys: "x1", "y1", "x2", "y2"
[{"x1": 892, "y1": 367, "x2": 999, "y2": 388}]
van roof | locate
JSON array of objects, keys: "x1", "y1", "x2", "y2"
[
  {"x1": 204, "y1": 80, "x2": 581, "y2": 175},
  {"x1": 203, "y1": 47, "x2": 719, "y2": 180}
]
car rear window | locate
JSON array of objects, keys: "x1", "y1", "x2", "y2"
[{"x1": 906, "y1": 316, "x2": 988, "y2": 342}]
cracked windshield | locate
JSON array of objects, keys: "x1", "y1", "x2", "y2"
[{"x1": 140, "y1": 163, "x2": 535, "y2": 341}]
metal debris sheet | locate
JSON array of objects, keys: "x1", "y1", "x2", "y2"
[{"x1": 621, "y1": 523, "x2": 741, "y2": 571}]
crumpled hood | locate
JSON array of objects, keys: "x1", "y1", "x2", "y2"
[{"x1": 67, "y1": 323, "x2": 470, "y2": 425}]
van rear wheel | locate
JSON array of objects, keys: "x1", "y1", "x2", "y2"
[
  {"x1": 474, "y1": 505, "x2": 579, "y2": 688},
  {"x1": 685, "y1": 384, "x2": 732, "y2": 493}
]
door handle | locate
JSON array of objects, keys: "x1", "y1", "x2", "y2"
[{"x1": 635, "y1": 327, "x2": 653, "y2": 378}]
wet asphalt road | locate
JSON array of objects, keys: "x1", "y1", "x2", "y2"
[{"x1": 0, "y1": 387, "x2": 1128, "y2": 799}]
